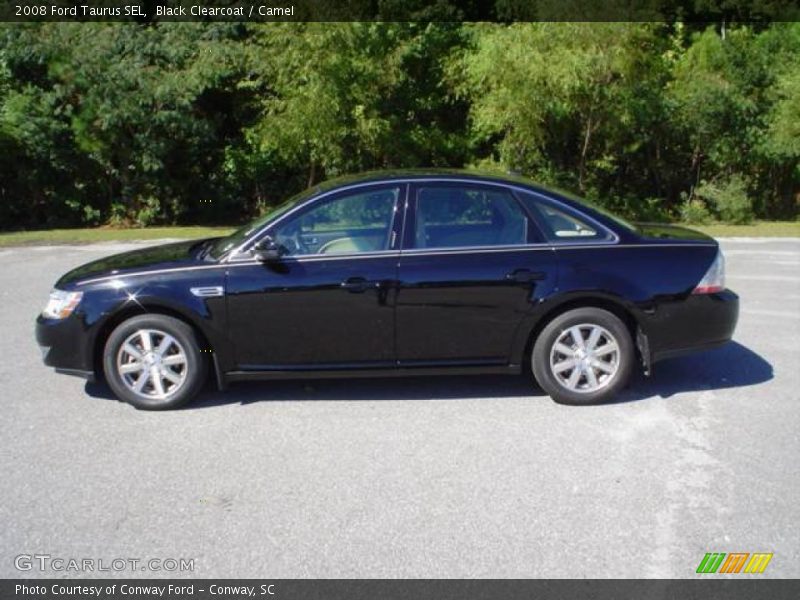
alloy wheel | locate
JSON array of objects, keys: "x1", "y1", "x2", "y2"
[
  {"x1": 116, "y1": 329, "x2": 188, "y2": 400},
  {"x1": 549, "y1": 323, "x2": 620, "y2": 394}
]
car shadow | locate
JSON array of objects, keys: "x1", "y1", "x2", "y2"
[
  {"x1": 192, "y1": 373, "x2": 541, "y2": 408},
  {"x1": 84, "y1": 341, "x2": 772, "y2": 408},
  {"x1": 612, "y1": 340, "x2": 773, "y2": 404}
]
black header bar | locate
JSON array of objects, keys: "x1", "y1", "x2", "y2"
[
  {"x1": 1, "y1": 0, "x2": 799, "y2": 22},
  {"x1": 2, "y1": 579, "x2": 800, "y2": 600}
]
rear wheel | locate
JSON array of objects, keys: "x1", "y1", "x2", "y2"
[
  {"x1": 103, "y1": 314, "x2": 207, "y2": 410},
  {"x1": 532, "y1": 307, "x2": 633, "y2": 405}
]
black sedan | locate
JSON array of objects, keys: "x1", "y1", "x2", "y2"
[{"x1": 36, "y1": 170, "x2": 739, "y2": 409}]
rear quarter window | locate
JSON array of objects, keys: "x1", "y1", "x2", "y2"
[{"x1": 517, "y1": 191, "x2": 614, "y2": 243}]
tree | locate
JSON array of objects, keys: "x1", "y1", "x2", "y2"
[
  {"x1": 668, "y1": 23, "x2": 800, "y2": 217},
  {"x1": 1, "y1": 22, "x2": 249, "y2": 226},
  {"x1": 0, "y1": 21, "x2": 797, "y2": 229},
  {"x1": 244, "y1": 23, "x2": 470, "y2": 188},
  {"x1": 454, "y1": 23, "x2": 675, "y2": 209}
]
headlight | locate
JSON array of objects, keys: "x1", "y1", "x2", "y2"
[{"x1": 42, "y1": 289, "x2": 83, "y2": 319}]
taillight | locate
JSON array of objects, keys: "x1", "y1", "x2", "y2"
[{"x1": 692, "y1": 250, "x2": 725, "y2": 294}]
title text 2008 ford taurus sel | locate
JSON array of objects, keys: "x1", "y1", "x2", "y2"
[{"x1": 36, "y1": 170, "x2": 738, "y2": 409}]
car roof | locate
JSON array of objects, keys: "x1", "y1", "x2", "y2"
[
  {"x1": 308, "y1": 168, "x2": 545, "y2": 194},
  {"x1": 307, "y1": 169, "x2": 621, "y2": 220}
]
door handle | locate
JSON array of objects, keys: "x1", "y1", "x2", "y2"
[
  {"x1": 341, "y1": 277, "x2": 370, "y2": 292},
  {"x1": 506, "y1": 269, "x2": 546, "y2": 283}
]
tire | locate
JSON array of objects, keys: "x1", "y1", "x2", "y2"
[
  {"x1": 531, "y1": 307, "x2": 634, "y2": 406},
  {"x1": 103, "y1": 314, "x2": 208, "y2": 410}
]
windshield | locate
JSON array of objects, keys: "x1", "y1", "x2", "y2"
[{"x1": 209, "y1": 187, "x2": 319, "y2": 258}]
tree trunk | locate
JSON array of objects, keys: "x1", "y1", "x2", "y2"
[
  {"x1": 307, "y1": 161, "x2": 317, "y2": 188},
  {"x1": 690, "y1": 145, "x2": 703, "y2": 198},
  {"x1": 578, "y1": 115, "x2": 594, "y2": 192}
]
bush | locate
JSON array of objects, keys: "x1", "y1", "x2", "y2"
[
  {"x1": 619, "y1": 196, "x2": 673, "y2": 222},
  {"x1": 694, "y1": 176, "x2": 755, "y2": 224},
  {"x1": 680, "y1": 198, "x2": 713, "y2": 224},
  {"x1": 586, "y1": 194, "x2": 673, "y2": 224},
  {"x1": 133, "y1": 196, "x2": 163, "y2": 228},
  {"x1": 64, "y1": 198, "x2": 101, "y2": 226},
  {"x1": 107, "y1": 202, "x2": 129, "y2": 227}
]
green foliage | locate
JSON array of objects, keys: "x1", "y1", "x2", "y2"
[
  {"x1": 694, "y1": 176, "x2": 755, "y2": 224},
  {"x1": 65, "y1": 199, "x2": 102, "y2": 226},
  {"x1": 666, "y1": 23, "x2": 799, "y2": 218},
  {"x1": 607, "y1": 196, "x2": 674, "y2": 223},
  {"x1": 133, "y1": 196, "x2": 164, "y2": 228},
  {"x1": 0, "y1": 21, "x2": 797, "y2": 230},
  {"x1": 455, "y1": 23, "x2": 678, "y2": 201},
  {"x1": 1, "y1": 22, "x2": 249, "y2": 227},
  {"x1": 764, "y1": 68, "x2": 800, "y2": 160},
  {"x1": 245, "y1": 23, "x2": 470, "y2": 182},
  {"x1": 680, "y1": 198, "x2": 714, "y2": 225}
]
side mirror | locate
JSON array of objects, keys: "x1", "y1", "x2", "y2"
[{"x1": 253, "y1": 236, "x2": 283, "y2": 262}]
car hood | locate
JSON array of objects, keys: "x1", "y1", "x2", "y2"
[
  {"x1": 634, "y1": 223, "x2": 716, "y2": 243},
  {"x1": 56, "y1": 238, "x2": 219, "y2": 287}
]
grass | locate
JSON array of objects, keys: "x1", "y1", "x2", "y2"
[
  {"x1": 681, "y1": 220, "x2": 800, "y2": 238},
  {"x1": 0, "y1": 220, "x2": 797, "y2": 247},
  {"x1": 0, "y1": 226, "x2": 235, "y2": 247}
]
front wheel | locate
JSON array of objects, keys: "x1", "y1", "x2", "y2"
[
  {"x1": 532, "y1": 307, "x2": 634, "y2": 405},
  {"x1": 103, "y1": 314, "x2": 207, "y2": 410}
]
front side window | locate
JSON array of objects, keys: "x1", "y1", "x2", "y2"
[
  {"x1": 271, "y1": 186, "x2": 400, "y2": 256},
  {"x1": 413, "y1": 185, "x2": 529, "y2": 249}
]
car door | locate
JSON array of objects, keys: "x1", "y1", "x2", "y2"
[
  {"x1": 225, "y1": 183, "x2": 404, "y2": 369},
  {"x1": 395, "y1": 181, "x2": 559, "y2": 366}
]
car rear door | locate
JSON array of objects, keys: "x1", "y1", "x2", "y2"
[{"x1": 395, "y1": 181, "x2": 559, "y2": 366}]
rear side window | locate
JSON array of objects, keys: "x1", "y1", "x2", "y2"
[
  {"x1": 414, "y1": 185, "x2": 532, "y2": 249},
  {"x1": 518, "y1": 192, "x2": 610, "y2": 242}
]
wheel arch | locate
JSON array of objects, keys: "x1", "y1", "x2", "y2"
[
  {"x1": 91, "y1": 302, "x2": 223, "y2": 389},
  {"x1": 515, "y1": 294, "x2": 644, "y2": 371}
]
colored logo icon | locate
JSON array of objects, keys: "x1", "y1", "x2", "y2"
[{"x1": 696, "y1": 553, "x2": 773, "y2": 574}]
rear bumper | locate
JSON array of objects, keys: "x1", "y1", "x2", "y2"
[{"x1": 648, "y1": 289, "x2": 739, "y2": 363}]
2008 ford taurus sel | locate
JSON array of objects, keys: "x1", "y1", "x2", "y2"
[{"x1": 36, "y1": 170, "x2": 738, "y2": 409}]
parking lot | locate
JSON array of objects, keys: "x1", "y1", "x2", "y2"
[{"x1": 1, "y1": 238, "x2": 798, "y2": 578}]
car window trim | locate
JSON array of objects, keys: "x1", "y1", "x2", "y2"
[
  {"x1": 226, "y1": 182, "x2": 406, "y2": 263},
  {"x1": 515, "y1": 188, "x2": 619, "y2": 245},
  {"x1": 405, "y1": 180, "x2": 548, "y2": 252},
  {"x1": 271, "y1": 182, "x2": 402, "y2": 258},
  {"x1": 511, "y1": 189, "x2": 548, "y2": 244},
  {"x1": 224, "y1": 177, "x2": 620, "y2": 262}
]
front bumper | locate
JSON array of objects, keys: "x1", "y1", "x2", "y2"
[
  {"x1": 648, "y1": 289, "x2": 739, "y2": 363},
  {"x1": 36, "y1": 314, "x2": 96, "y2": 381}
]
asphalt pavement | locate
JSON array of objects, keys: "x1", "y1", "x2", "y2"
[{"x1": 0, "y1": 238, "x2": 798, "y2": 578}]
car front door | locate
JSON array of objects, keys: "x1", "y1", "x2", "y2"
[
  {"x1": 395, "y1": 181, "x2": 559, "y2": 366},
  {"x1": 225, "y1": 184, "x2": 404, "y2": 369}
]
